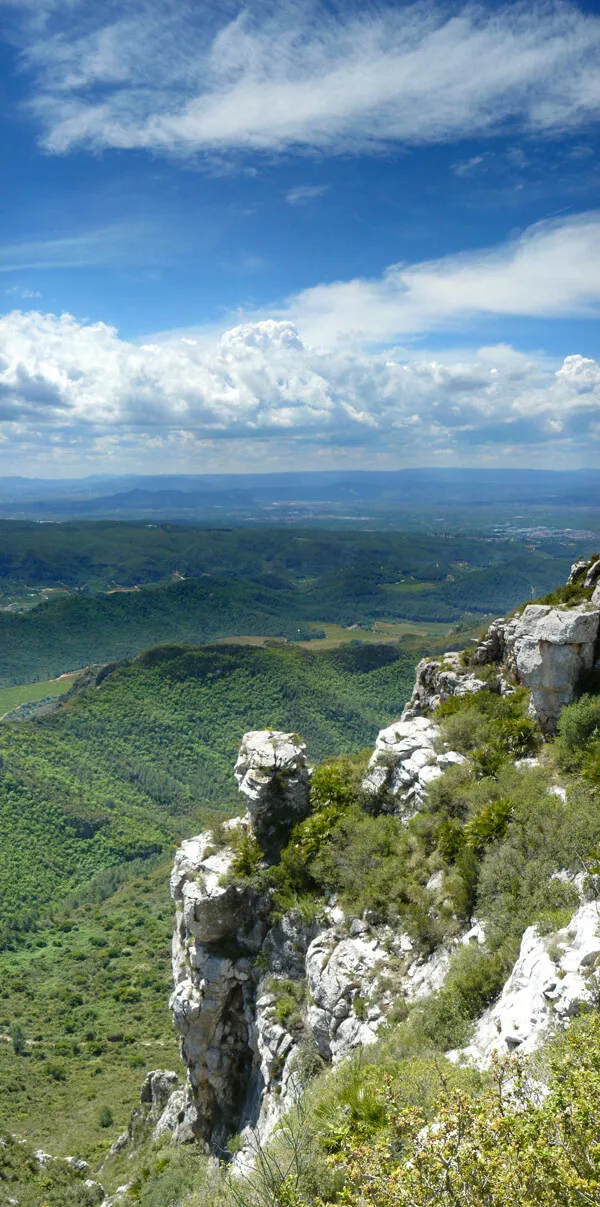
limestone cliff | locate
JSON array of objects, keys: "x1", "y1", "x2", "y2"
[{"x1": 160, "y1": 555, "x2": 600, "y2": 1168}]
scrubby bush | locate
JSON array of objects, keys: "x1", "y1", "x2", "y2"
[
  {"x1": 437, "y1": 688, "x2": 541, "y2": 772},
  {"x1": 334, "y1": 1013, "x2": 600, "y2": 1207},
  {"x1": 10, "y1": 1022, "x2": 26, "y2": 1055}
]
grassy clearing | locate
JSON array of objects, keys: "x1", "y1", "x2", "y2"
[{"x1": 0, "y1": 673, "x2": 80, "y2": 718}]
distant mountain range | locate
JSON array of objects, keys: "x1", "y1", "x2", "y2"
[{"x1": 1, "y1": 468, "x2": 599, "y2": 527}]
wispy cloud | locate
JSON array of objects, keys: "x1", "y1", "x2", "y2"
[
  {"x1": 5, "y1": 284, "x2": 41, "y2": 298},
  {"x1": 277, "y1": 211, "x2": 600, "y2": 345},
  {"x1": 0, "y1": 222, "x2": 163, "y2": 271},
  {"x1": 6, "y1": 1, "x2": 600, "y2": 159},
  {"x1": 285, "y1": 184, "x2": 329, "y2": 205}
]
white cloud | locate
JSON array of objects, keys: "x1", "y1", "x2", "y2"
[
  {"x1": 7, "y1": 0, "x2": 600, "y2": 158},
  {"x1": 285, "y1": 185, "x2": 329, "y2": 205},
  {"x1": 279, "y1": 211, "x2": 600, "y2": 344},
  {"x1": 2, "y1": 211, "x2": 600, "y2": 469},
  {"x1": 0, "y1": 310, "x2": 599, "y2": 469}
]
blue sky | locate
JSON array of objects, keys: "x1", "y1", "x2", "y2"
[{"x1": 1, "y1": 0, "x2": 600, "y2": 475}]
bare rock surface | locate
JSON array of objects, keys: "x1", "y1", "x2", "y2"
[
  {"x1": 451, "y1": 901, "x2": 600, "y2": 1068},
  {"x1": 402, "y1": 651, "x2": 497, "y2": 717},
  {"x1": 362, "y1": 715, "x2": 466, "y2": 810}
]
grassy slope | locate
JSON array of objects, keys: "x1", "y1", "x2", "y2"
[
  {"x1": 0, "y1": 641, "x2": 421, "y2": 929},
  {"x1": 0, "y1": 639, "x2": 421, "y2": 1172}
]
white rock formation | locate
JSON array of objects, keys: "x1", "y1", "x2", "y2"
[
  {"x1": 167, "y1": 719, "x2": 473, "y2": 1167},
  {"x1": 504, "y1": 603, "x2": 599, "y2": 731},
  {"x1": 402, "y1": 651, "x2": 499, "y2": 717},
  {"x1": 170, "y1": 830, "x2": 271, "y2": 1150},
  {"x1": 584, "y1": 559, "x2": 600, "y2": 589},
  {"x1": 451, "y1": 902, "x2": 600, "y2": 1068},
  {"x1": 234, "y1": 730, "x2": 311, "y2": 855},
  {"x1": 362, "y1": 715, "x2": 466, "y2": 809}
]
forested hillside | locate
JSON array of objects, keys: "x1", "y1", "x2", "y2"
[
  {"x1": 0, "y1": 641, "x2": 419, "y2": 931},
  {"x1": 0, "y1": 522, "x2": 585, "y2": 684}
]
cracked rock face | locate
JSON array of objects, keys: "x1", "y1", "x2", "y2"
[
  {"x1": 451, "y1": 901, "x2": 600, "y2": 1068},
  {"x1": 235, "y1": 730, "x2": 311, "y2": 855},
  {"x1": 170, "y1": 831, "x2": 271, "y2": 1151},
  {"x1": 505, "y1": 604, "x2": 600, "y2": 731},
  {"x1": 404, "y1": 651, "x2": 500, "y2": 716}
]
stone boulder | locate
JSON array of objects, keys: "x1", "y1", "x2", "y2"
[
  {"x1": 235, "y1": 730, "x2": 311, "y2": 855},
  {"x1": 504, "y1": 603, "x2": 600, "y2": 731}
]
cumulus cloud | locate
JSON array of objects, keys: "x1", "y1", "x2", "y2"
[
  {"x1": 0, "y1": 309, "x2": 599, "y2": 468},
  {"x1": 6, "y1": 0, "x2": 600, "y2": 158}
]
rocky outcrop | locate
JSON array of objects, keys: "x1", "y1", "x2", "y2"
[
  {"x1": 503, "y1": 604, "x2": 599, "y2": 731},
  {"x1": 362, "y1": 715, "x2": 466, "y2": 810},
  {"x1": 451, "y1": 898, "x2": 600, "y2": 1068},
  {"x1": 161, "y1": 558, "x2": 600, "y2": 1169},
  {"x1": 108, "y1": 1070, "x2": 184, "y2": 1158},
  {"x1": 234, "y1": 730, "x2": 311, "y2": 856},
  {"x1": 402, "y1": 651, "x2": 501, "y2": 717},
  {"x1": 166, "y1": 728, "x2": 476, "y2": 1162}
]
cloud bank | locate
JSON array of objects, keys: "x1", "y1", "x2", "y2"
[
  {"x1": 1, "y1": 210, "x2": 600, "y2": 470},
  {"x1": 7, "y1": 0, "x2": 600, "y2": 158},
  {"x1": 282, "y1": 211, "x2": 600, "y2": 345},
  {"x1": 0, "y1": 309, "x2": 599, "y2": 470}
]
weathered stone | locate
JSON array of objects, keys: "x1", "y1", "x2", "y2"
[
  {"x1": 584, "y1": 559, "x2": 600, "y2": 589},
  {"x1": 473, "y1": 617, "x2": 507, "y2": 665},
  {"x1": 362, "y1": 716, "x2": 465, "y2": 811},
  {"x1": 567, "y1": 558, "x2": 588, "y2": 585},
  {"x1": 452, "y1": 902, "x2": 600, "y2": 1067},
  {"x1": 402, "y1": 651, "x2": 498, "y2": 717},
  {"x1": 235, "y1": 730, "x2": 311, "y2": 855},
  {"x1": 504, "y1": 603, "x2": 600, "y2": 731},
  {"x1": 169, "y1": 832, "x2": 272, "y2": 1151}
]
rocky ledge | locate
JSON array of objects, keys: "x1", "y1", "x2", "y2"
[{"x1": 402, "y1": 561, "x2": 600, "y2": 733}]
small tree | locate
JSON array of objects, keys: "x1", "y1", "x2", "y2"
[
  {"x1": 99, "y1": 1106, "x2": 114, "y2": 1128},
  {"x1": 10, "y1": 1023, "x2": 26, "y2": 1056}
]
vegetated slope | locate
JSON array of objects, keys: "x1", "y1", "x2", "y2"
[
  {"x1": 0, "y1": 641, "x2": 420, "y2": 931},
  {"x1": 0, "y1": 856, "x2": 183, "y2": 1172},
  {"x1": 3, "y1": 569, "x2": 600, "y2": 1203},
  {"x1": 0, "y1": 525, "x2": 580, "y2": 684}
]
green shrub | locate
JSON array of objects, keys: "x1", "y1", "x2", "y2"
[
  {"x1": 267, "y1": 979, "x2": 306, "y2": 1035},
  {"x1": 230, "y1": 831, "x2": 264, "y2": 879},
  {"x1": 557, "y1": 693, "x2": 600, "y2": 760},
  {"x1": 99, "y1": 1106, "x2": 113, "y2": 1128},
  {"x1": 336, "y1": 1013, "x2": 600, "y2": 1207}
]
